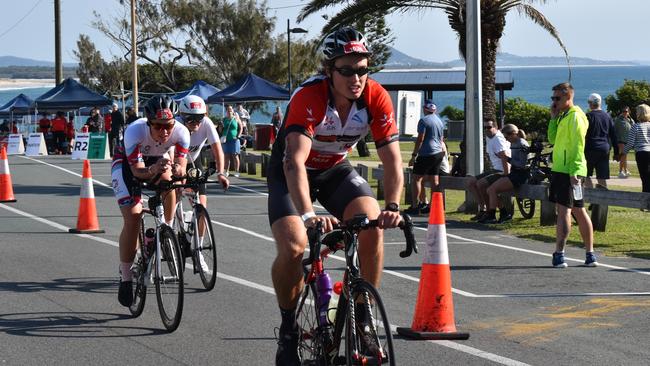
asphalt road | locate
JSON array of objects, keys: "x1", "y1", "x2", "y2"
[{"x1": 1, "y1": 154, "x2": 650, "y2": 365}]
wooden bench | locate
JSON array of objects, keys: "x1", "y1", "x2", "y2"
[{"x1": 372, "y1": 167, "x2": 650, "y2": 231}]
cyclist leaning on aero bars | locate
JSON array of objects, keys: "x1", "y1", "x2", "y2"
[
  {"x1": 266, "y1": 27, "x2": 404, "y2": 366},
  {"x1": 110, "y1": 95, "x2": 190, "y2": 308}
]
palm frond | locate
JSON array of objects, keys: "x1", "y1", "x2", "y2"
[
  {"x1": 297, "y1": 0, "x2": 350, "y2": 23},
  {"x1": 517, "y1": 3, "x2": 572, "y2": 80}
]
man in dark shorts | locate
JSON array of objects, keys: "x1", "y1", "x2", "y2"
[
  {"x1": 267, "y1": 27, "x2": 403, "y2": 366},
  {"x1": 585, "y1": 92, "x2": 617, "y2": 189},
  {"x1": 548, "y1": 83, "x2": 597, "y2": 268},
  {"x1": 405, "y1": 100, "x2": 445, "y2": 215}
]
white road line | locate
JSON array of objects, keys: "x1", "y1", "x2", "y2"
[{"x1": 19, "y1": 156, "x2": 112, "y2": 188}]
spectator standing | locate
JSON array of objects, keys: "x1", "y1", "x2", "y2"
[
  {"x1": 623, "y1": 104, "x2": 650, "y2": 193},
  {"x1": 85, "y1": 107, "x2": 103, "y2": 133},
  {"x1": 220, "y1": 105, "x2": 243, "y2": 177},
  {"x1": 405, "y1": 100, "x2": 446, "y2": 215},
  {"x1": 50, "y1": 111, "x2": 68, "y2": 154},
  {"x1": 271, "y1": 105, "x2": 283, "y2": 144},
  {"x1": 110, "y1": 103, "x2": 125, "y2": 155},
  {"x1": 104, "y1": 109, "x2": 112, "y2": 134},
  {"x1": 38, "y1": 112, "x2": 53, "y2": 152},
  {"x1": 466, "y1": 118, "x2": 511, "y2": 221},
  {"x1": 614, "y1": 106, "x2": 634, "y2": 178},
  {"x1": 547, "y1": 82, "x2": 597, "y2": 268},
  {"x1": 585, "y1": 93, "x2": 617, "y2": 189},
  {"x1": 66, "y1": 114, "x2": 75, "y2": 153},
  {"x1": 236, "y1": 103, "x2": 251, "y2": 136},
  {"x1": 481, "y1": 124, "x2": 529, "y2": 223},
  {"x1": 125, "y1": 107, "x2": 138, "y2": 124}
]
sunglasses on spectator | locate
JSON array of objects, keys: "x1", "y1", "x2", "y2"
[
  {"x1": 334, "y1": 66, "x2": 370, "y2": 77},
  {"x1": 148, "y1": 121, "x2": 175, "y2": 131},
  {"x1": 483, "y1": 125, "x2": 494, "y2": 130},
  {"x1": 550, "y1": 96, "x2": 562, "y2": 101}
]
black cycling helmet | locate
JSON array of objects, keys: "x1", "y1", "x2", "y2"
[
  {"x1": 322, "y1": 27, "x2": 372, "y2": 61},
  {"x1": 144, "y1": 95, "x2": 178, "y2": 120}
]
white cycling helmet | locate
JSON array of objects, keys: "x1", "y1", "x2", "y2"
[{"x1": 179, "y1": 95, "x2": 207, "y2": 115}]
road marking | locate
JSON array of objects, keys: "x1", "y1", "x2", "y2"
[{"x1": 19, "y1": 156, "x2": 112, "y2": 188}]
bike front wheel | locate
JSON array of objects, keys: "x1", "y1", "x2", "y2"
[
  {"x1": 296, "y1": 282, "x2": 330, "y2": 364},
  {"x1": 155, "y1": 225, "x2": 184, "y2": 332},
  {"x1": 345, "y1": 280, "x2": 395, "y2": 366},
  {"x1": 193, "y1": 205, "x2": 217, "y2": 290}
]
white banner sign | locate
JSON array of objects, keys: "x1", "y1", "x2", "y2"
[
  {"x1": 25, "y1": 133, "x2": 48, "y2": 156},
  {"x1": 71, "y1": 133, "x2": 90, "y2": 160},
  {"x1": 6, "y1": 134, "x2": 25, "y2": 155}
]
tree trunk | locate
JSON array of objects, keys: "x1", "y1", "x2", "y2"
[{"x1": 481, "y1": 39, "x2": 498, "y2": 126}]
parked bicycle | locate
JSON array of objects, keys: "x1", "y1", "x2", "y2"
[
  {"x1": 296, "y1": 214, "x2": 417, "y2": 365},
  {"x1": 515, "y1": 140, "x2": 553, "y2": 219},
  {"x1": 129, "y1": 176, "x2": 186, "y2": 332},
  {"x1": 171, "y1": 167, "x2": 219, "y2": 290}
]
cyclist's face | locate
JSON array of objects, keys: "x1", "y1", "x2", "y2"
[
  {"x1": 329, "y1": 55, "x2": 368, "y2": 102},
  {"x1": 148, "y1": 118, "x2": 175, "y2": 142}
]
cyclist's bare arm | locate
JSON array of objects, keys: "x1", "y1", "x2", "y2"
[
  {"x1": 376, "y1": 141, "x2": 404, "y2": 229},
  {"x1": 283, "y1": 131, "x2": 337, "y2": 231},
  {"x1": 209, "y1": 141, "x2": 229, "y2": 189}
]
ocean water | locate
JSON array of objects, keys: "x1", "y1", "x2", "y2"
[{"x1": 2, "y1": 65, "x2": 649, "y2": 124}]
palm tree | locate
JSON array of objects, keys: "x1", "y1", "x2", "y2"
[{"x1": 298, "y1": 0, "x2": 570, "y2": 122}]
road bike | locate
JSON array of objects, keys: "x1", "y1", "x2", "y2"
[
  {"x1": 515, "y1": 140, "x2": 553, "y2": 219},
  {"x1": 171, "y1": 167, "x2": 219, "y2": 290},
  {"x1": 128, "y1": 175, "x2": 186, "y2": 332},
  {"x1": 296, "y1": 214, "x2": 418, "y2": 365}
]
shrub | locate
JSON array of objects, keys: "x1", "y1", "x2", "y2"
[
  {"x1": 439, "y1": 105, "x2": 464, "y2": 121},
  {"x1": 500, "y1": 97, "x2": 551, "y2": 140}
]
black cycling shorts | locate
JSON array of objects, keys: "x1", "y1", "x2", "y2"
[
  {"x1": 549, "y1": 172, "x2": 584, "y2": 208},
  {"x1": 508, "y1": 168, "x2": 530, "y2": 188},
  {"x1": 412, "y1": 152, "x2": 445, "y2": 176},
  {"x1": 267, "y1": 160, "x2": 375, "y2": 226}
]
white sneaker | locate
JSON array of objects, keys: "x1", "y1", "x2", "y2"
[
  {"x1": 233, "y1": 173, "x2": 240, "y2": 178},
  {"x1": 198, "y1": 252, "x2": 211, "y2": 275},
  {"x1": 626, "y1": 171, "x2": 632, "y2": 177},
  {"x1": 618, "y1": 172, "x2": 627, "y2": 179}
]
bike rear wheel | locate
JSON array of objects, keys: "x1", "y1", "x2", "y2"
[
  {"x1": 155, "y1": 225, "x2": 184, "y2": 332},
  {"x1": 193, "y1": 205, "x2": 217, "y2": 290},
  {"x1": 129, "y1": 227, "x2": 147, "y2": 317},
  {"x1": 516, "y1": 197, "x2": 536, "y2": 219},
  {"x1": 345, "y1": 280, "x2": 395, "y2": 366},
  {"x1": 296, "y1": 282, "x2": 330, "y2": 364}
]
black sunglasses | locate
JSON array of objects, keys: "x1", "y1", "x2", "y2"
[
  {"x1": 334, "y1": 66, "x2": 370, "y2": 77},
  {"x1": 550, "y1": 96, "x2": 562, "y2": 102},
  {"x1": 147, "y1": 121, "x2": 175, "y2": 131},
  {"x1": 483, "y1": 125, "x2": 494, "y2": 130},
  {"x1": 184, "y1": 115, "x2": 203, "y2": 123}
]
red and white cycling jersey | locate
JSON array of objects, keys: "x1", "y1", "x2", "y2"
[
  {"x1": 282, "y1": 75, "x2": 397, "y2": 170},
  {"x1": 117, "y1": 118, "x2": 190, "y2": 167}
]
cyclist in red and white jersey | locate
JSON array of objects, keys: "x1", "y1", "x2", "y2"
[
  {"x1": 111, "y1": 95, "x2": 190, "y2": 307},
  {"x1": 268, "y1": 27, "x2": 404, "y2": 365}
]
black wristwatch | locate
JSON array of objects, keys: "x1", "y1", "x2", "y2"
[{"x1": 384, "y1": 202, "x2": 400, "y2": 212}]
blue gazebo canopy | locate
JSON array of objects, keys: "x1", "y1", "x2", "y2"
[
  {"x1": 206, "y1": 73, "x2": 289, "y2": 103},
  {"x1": 0, "y1": 93, "x2": 34, "y2": 115},
  {"x1": 173, "y1": 80, "x2": 220, "y2": 101},
  {"x1": 35, "y1": 77, "x2": 112, "y2": 110}
]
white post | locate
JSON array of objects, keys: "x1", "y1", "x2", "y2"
[{"x1": 465, "y1": 0, "x2": 483, "y2": 176}]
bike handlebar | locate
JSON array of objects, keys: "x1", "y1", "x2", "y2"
[
  {"x1": 305, "y1": 213, "x2": 418, "y2": 266},
  {"x1": 141, "y1": 166, "x2": 217, "y2": 192}
]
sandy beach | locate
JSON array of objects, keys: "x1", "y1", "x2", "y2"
[{"x1": 0, "y1": 78, "x2": 55, "y2": 90}]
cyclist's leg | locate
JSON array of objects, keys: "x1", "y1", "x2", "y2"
[
  {"x1": 268, "y1": 171, "x2": 306, "y2": 365},
  {"x1": 344, "y1": 196, "x2": 383, "y2": 288}
]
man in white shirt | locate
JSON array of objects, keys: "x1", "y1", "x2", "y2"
[{"x1": 466, "y1": 119, "x2": 511, "y2": 221}]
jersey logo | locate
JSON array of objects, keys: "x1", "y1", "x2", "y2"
[
  {"x1": 306, "y1": 107, "x2": 316, "y2": 122},
  {"x1": 380, "y1": 112, "x2": 394, "y2": 127}
]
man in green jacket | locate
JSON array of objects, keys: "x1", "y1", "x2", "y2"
[{"x1": 547, "y1": 82, "x2": 597, "y2": 268}]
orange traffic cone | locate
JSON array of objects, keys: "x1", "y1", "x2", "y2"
[
  {"x1": 69, "y1": 160, "x2": 104, "y2": 234},
  {"x1": 397, "y1": 192, "x2": 469, "y2": 340},
  {"x1": 0, "y1": 146, "x2": 16, "y2": 203}
]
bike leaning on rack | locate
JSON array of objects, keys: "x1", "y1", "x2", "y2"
[
  {"x1": 296, "y1": 214, "x2": 418, "y2": 365},
  {"x1": 171, "y1": 167, "x2": 219, "y2": 290},
  {"x1": 129, "y1": 176, "x2": 187, "y2": 332}
]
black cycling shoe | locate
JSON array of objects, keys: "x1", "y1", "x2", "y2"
[
  {"x1": 118, "y1": 280, "x2": 133, "y2": 307},
  {"x1": 276, "y1": 328, "x2": 300, "y2": 366}
]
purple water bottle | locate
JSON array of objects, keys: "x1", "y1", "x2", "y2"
[
  {"x1": 143, "y1": 228, "x2": 155, "y2": 259},
  {"x1": 316, "y1": 272, "x2": 333, "y2": 325}
]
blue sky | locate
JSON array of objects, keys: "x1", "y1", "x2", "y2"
[{"x1": 2, "y1": 0, "x2": 648, "y2": 64}]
